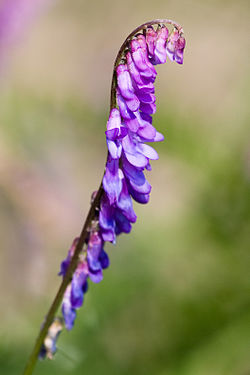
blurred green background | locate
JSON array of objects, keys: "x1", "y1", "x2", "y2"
[{"x1": 0, "y1": 0, "x2": 249, "y2": 374}]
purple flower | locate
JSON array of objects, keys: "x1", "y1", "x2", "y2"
[
  {"x1": 116, "y1": 64, "x2": 140, "y2": 112},
  {"x1": 58, "y1": 237, "x2": 79, "y2": 277},
  {"x1": 99, "y1": 249, "x2": 110, "y2": 269},
  {"x1": 71, "y1": 261, "x2": 88, "y2": 308},
  {"x1": 87, "y1": 231, "x2": 108, "y2": 283},
  {"x1": 59, "y1": 21, "x2": 185, "y2": 334},
  {"x1": 131, "y1": 35, "x2": 157, "y2": 81},
  {"x1": 105, "y1": 108, "x2": 127, "y2": 159},
  {"x1": 100, "y1": 25, "x2": 185, "y2": 252},
  {"x1": 145, "y1": 26, "x2": 157, "y2": 58},
  {"x1": 62, "y1": 285, "x2": 77, "y2": 330},
  {"x1": 61, "y1": 233, "x2": 110, "y2": 330},
  {"x1": 99, "y1": 193, "x2": 116, "y2": 243},
  {"x1": 116, "y1": 172, "x2": 137, "y2": 223},
  {"x1": 103, "y1": 157, "x2": 122, "y2": 204},
  {"x1": 126, "y1": 51, "x2": 155, "y2": 92},
  {"x1": 61, "y1": 258, "x2": 89, "y2": 330},
  {"x1": 166, "y1": 27, "x2": 186, "y2": 64},
  {"x1": 122, "y1": 132, "x2": 159, "y2": 168},
  {"x1": 151, "y1": 26, "x2": 169, "y2": 65},
  {"x1": 114, "y1": 209, "x2": 132, "y2": 234},
  {"x1": 60, "y1": 230, "x2": 111, "y2": 330}
]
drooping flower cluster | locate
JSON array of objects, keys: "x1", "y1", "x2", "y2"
[
  {"x1": 59, "y1": 231, "x2": 109, "y2": 330},
  {"x1": 59, "y1": 23, "x2": 185, "y2": 331},
  {"x1": 101, "y1": 25, "x2": 185, "y2": 239}
]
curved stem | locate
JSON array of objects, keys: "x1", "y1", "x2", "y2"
[
  {"x1": 23, "y1": 18, "x2": 181, "y2": 375},
  {"x1": 110, "y1": 19, "x2": 183, "y2": 110}
]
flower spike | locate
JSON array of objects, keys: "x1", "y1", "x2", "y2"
[
  {"x1": 59, "y1": 19, "x2": 185, "y2": 332},
  {"x1": 23, "y1": 19, "x2": 185, "y2": 375}
]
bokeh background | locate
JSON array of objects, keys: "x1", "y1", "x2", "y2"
[{"x1": 0, "y1": 0, "x2": 249, "y2": 374}]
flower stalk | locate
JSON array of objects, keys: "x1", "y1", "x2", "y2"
[
  {"x1": 22, "y1": 19, "x2": 185, "y2": 375},
  {"x1": 23, "y1": 185, "x2": 103, "y2": 375}
]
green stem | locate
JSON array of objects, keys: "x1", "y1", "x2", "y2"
[
  {"x1": 22, "y1": 185, "x2": 103, "y2": 375},
  {"x1": 22, "y1": 18, "x2": 181, "y2": 375}
]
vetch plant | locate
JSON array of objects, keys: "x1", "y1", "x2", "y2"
[{"x1": 23, "y1": 19, "x2": 186, "y2": 375}]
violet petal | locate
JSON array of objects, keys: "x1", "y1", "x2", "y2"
[
  {"x1": 116, "y1": 64, "x2": 140, "y2": 112},
  {"x1": 138, "y1": 143, "x2": 159, "y2": 160},
  {"x1": 114, "y1": 210, "x2": 132, "y2": 234},
  {"x1": 122, "y1": 155, "x2": 146, "y2": 186},
  {"x1": 140, "y1": 102, "x2": 156, "y2": 114},
  {"x1": 129, "y1": 178, "x2": 152, "y2": 194},
  {"x1": 103, "y1": 158, "x2": 122, "y2": 204},
  {"x1": 62, "y1": 285, "x2": 76, "y2": 330},
  {"x1": 146, "y1": 26, "x2": 157, "y2": 57},
  {"x1": 116, "y1": 176, "x2": 137, "y2": 223},
  {"x1": 99, "y1": 249, "x2": 110, "y2": 269},
  {"x1": 152, "y1": 26, "x2": 168, "y2": 65}
]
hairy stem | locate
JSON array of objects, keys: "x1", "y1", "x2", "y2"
[{"x1": 22, "y1": 18, "x2": 180, "y2": 375}]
